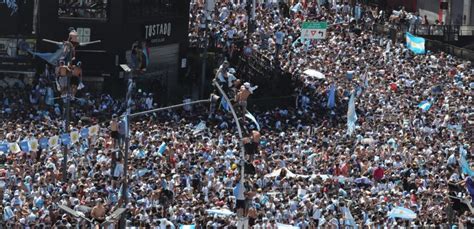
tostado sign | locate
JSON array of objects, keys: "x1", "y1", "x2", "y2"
[{"x1": 144, "y1": 23, "x2": 172, "y2": 41}]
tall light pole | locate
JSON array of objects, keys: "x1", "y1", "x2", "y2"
[
  {"x1": 212, "y1": 81, "x2": 248, "y2": 228},
  {"x1": 200, "y1": 10, "x2": 210, "y2": 99},
  {"x1": 246, "y1": 0, "x2": 255, "y2": 34},
  {"x1": 119, "y1": 64, "x2": 133, "y2": 229},
  {"x1": 117, "y1": 66, "x2": 211, "y2": 227},
  {"x1": 212, "y1": 81, "x2": 244, "y2": 183},
  {"x1": 62, "y1": 69, "x2": 72, "y2": 183}
]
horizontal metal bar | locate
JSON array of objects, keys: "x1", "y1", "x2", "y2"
[
  {"x1": 75, "y1": 50, "x2": 107, "y2": 53},
  {"x1": 128, "y1": 99, "x2": 210, "y2": 118}
]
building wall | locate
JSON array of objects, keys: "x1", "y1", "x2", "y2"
[
  {"x1": 470, "y1": 0, "x2": 474, "y2": 25},
  {"x1": 417, "y1": 0, "x2": 473, "y2": 25},
  {"x1": 417, "y1": 0, "x2": 440, "y2": 23},
  {"x1": 35, "y1": 0, "x2": 191, "y2": 101}
]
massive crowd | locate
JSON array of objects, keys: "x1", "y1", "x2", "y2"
[{"x1": 0, "y1": 0, "x2": 472, "y2": 228}]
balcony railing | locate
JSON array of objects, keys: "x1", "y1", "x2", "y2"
[{"x1": 58, "y1": 0, "x2": 108, "y2": 20}]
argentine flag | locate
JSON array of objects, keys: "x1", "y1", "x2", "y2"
[
  {"x1": 220, "y1": 97, "x2": 231, "y2": 112},
  {"x1": 387, "y1": 207, "x2": 417, "y2": 219},
  {"x1": 406, "y1": 32, "x2": 425, "y2": 54},
  {"x1": 459, "y1": 146, "x2": 474, "y2": 176},
  {"x1": 158, "y1": 142, "x2": 167, "y2": 155},
  {"x1": 179, "y1": 225, "x2": 195, "y2": 229},
  {"x1": 347, "y1": 92, "x2": 357, "y2": 136},
  {"x1": 327, "y1": 84, "x2": 336, "y2": 109},
  {"x1": 417, "y1": 100, "x2": 432, "y2": 111},
  {"x1": 245, "y1": 111, "x2": 261, "y2": 131}
]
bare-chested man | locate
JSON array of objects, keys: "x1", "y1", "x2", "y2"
[
  {"x1": 235, "y1": 85, "x2": 251, "y2": 118},
  {"x1": 91, "y1": 198, "x2": 106, "y2": 227},
  {"x1": 56, "y1": 61, "x2": 70, "y2": 96},
  {"x1": 71, "y1": 61, "x2": 82, "y2": 96}
]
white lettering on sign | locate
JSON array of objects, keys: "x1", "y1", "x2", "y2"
[
  {"x1": 0, "y1": 0, "x2": 18, "y2": 15},
  {"x1": 145, "y1": 23, "x2": 172, "y2": 40}
]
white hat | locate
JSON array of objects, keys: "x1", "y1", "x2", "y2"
[{"x1": 244, "y1": 82, "x2": 251, "y2": 88}]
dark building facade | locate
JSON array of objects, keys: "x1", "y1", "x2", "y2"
[
  {"x1": 0, "y1": 0, "x2": 191, "y2": 102},
  {"x1": 0, "y1": 0, "x2": 36, "y2": 76}
]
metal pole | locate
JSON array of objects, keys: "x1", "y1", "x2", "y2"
[
  {"x1": 200, "y1": 11, "x2": 209, "y2": 99},
  {"x1": 213, "y1": 81, "x2": 247, "y2": 227},
  {"x1": 119, "y1": 74, "x2": 133, "y2": 229},
  {"x1": 212, "y1": 81, "x2": 245, "y2": 188},
  {"x1": 247, "y1": 0, "x2": 253, "y2": 34},
  {"x1": 129, "y1": 99, "x2": 211, "y2": 118},
  {"x1": 62, "y1": 73, "x2": 71, "y2": 183}
]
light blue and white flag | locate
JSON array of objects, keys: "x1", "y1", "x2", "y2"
[
  {"x1": 158, "y1": 142, "x2": 167, "y2": 155},
  {"x1": 3, "y1": 206, "x2": 14, "y2": 221},
  {"x1": 179, "y1": 225, "x2": 195, "y2": 229},
  {"x1": 406, "y1": 32, "x2": 425, "y2": 54},
  {"x1": 206, "y1": 208, "x2": 235, "y2": 216},
  {"x1": 347, "y1": 92, "x2": 357, "y2": 136},
  {"x1": 233, "y1": 182, "x2": 242, "y2": 199},
  {"x1": 387, "y1": 207, "x2": 417, "y2": 219},
  {"x1": 245, "y1": 112, "x2": 261, "y2": 131},
  {"x1": 276, "y1": 223, "x2": 299, "y2": 229},
  {"x1": 342, "y1": 206, "x2": 357, "y2": 228},
  {"x1": 193, "y1": 121, "x2": 207, "y2": 135},
  {"x1": 61, "y1": 133, "x2": 71, "y2": 146},
  {"x1": 220, "y1": 97, "x2": 231, "y2": 112},
  {"x1": 417, "y1": 100, "x2": 432, "y2": 111},
  {"x1": 459, "y1": 146, "x2": 474, "y2": 176},
  {"x1": 355, "y1": 5, "x2": 362, "y2": 20},
  {"x1": 137, "y1": 168, "x2": 149, "y2": 178},
  {"x1": 19, "y1": 141, "x2": 30, "y2": 152},
  {"x1": 327, "y1": 84, "x2": 336, "y2": 109},
  {"x1": 80, "y1": 128, "x2": 89, "y2": 138},
  {"x1": 39, "y1": 138, "x2": 49, "y2": 149},
  {"x1": 117, "y1": 184, "x2": 131, "y2": 199},
  {"x1": 0, "y1": 144, "x2": 8, "y2": 153},
  {"x1": 123, "y1": 115, "x2": 129, "y2": 138}
]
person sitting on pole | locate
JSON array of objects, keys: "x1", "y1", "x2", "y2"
[
  {"x1": 56, "y1": 60, "x2": 70, "y2": 97},
  {"x1": 110, "y1": 114, "x2": 119, "y2": 149},
  {"x1": 226, "y1": 67, "x2": 238, "y2": 97},
  {"x1": 71, "y1": 60, "x2": 82, "y2": 97},
  {"x1": 215, "y1": 60, "x2": 229, "y2": 92},
  {"x1": 91, "y1": 198, "x2": 106, "y2": 228}
]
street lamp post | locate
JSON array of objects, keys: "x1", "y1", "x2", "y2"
[
  {"x1": 62, "y1": 72, "x2": 72, "y2": 183},
  {"x1": 200, "y1": 11, "x2": 210, "y2": 99},
  {"x1": 212, "y1": 81, "x2": 248, "y2": 228},
  {"x1": 212, "y1": 81, "x2": 245, "y2": 184},
  {"x1": 247, "y1": 0, "x2": 255, "y2": 34},
  {"x1": 119, "y1": 64, "x2": 133, "y2": 229},
  {"x1": 117, "y1": 68, "x2": 212, "y2": 227}
]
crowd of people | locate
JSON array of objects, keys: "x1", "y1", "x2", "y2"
[{"x1": 0, "y1": 0, "x2": 472, "y2": 228}]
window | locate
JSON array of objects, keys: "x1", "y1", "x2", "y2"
[
  {"x1": 76, "y1": 28, "x2": 91, "y2": 43},
  {"x1": 58, "y1": 0, "x2": 108, "y2": 20},
  {"x1": 127, "y1": 0, "x2": 177, "y2": 18}
]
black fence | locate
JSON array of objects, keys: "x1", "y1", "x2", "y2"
[
  {"x1": 426, "y1": 40, "x2": 474, "y2": 61},
  {"x1": 373, "y1": 24, "x2": 474, "y2": 61}
]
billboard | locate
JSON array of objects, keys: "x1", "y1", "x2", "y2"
[{"x1": 125, "y1": 42, "x2": 178, "y2": 77}]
